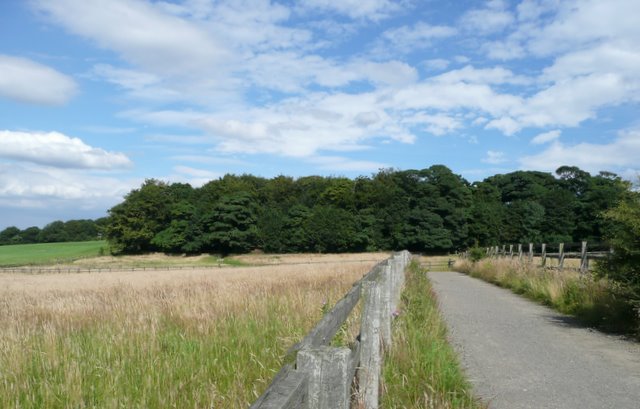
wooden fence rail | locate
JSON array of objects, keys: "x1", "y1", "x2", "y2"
[
  {"x1": 249, "y1": 251, "x2": 411, "y2": 409},
  {"x1": 481, "y1": 241, "x2": 612, "y2": 273}
]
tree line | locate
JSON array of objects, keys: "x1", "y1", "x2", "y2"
[
  {"x1": 101, "y1": 164, "x2": 632, "y2": 255},
  {"x1": 0, "y1": 219, "x2": 107, "y2": 246}
]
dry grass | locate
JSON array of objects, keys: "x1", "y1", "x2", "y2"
[
  {"x1": 0, "y1": 256, "x2": 377, "y2": 408},
  {"x1": 455, "y1": 258, "x2": 636, "y2": 334},
  {"x1": 232, "y1": 251, "x2": 389, "y2": 265}
]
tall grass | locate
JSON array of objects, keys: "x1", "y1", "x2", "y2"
[
  {"x1": 455, "y1": 258, "x2": 637, "y2": 335},
  {"x1": 0, "y1": 262, "x2": 370, "y2": 408},
  {"x1": 381, "y1": 261, "x2": 483, "y2": 409}
]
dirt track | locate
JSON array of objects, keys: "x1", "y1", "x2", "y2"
[{"x1": 429, "y1": 271, "x2": 640, "y2": 409}]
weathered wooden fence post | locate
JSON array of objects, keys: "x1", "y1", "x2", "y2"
[
  {"x1": 580, "y1": 241, "x2": 588, "y2": 274},
  {"x1": 379, "y1": 262, "x2": 392, "y2": 349},
  {"x1": 359, "y1": 280, "x2": 382, "y2": 409},
  {"x1": 528, "y1": 243, "x2": 533, "y2": 263},
  {"x1": 501, "y1": 245, "x2": 506, "y2": 258},
  {"x1": 297, "y1": 347, "x2": 351, "y2": 409},
  {"x1": 541, "y1": 243, "x2": 547, "y2": 267},
  {"x1": 518, "y1": 244, "x2": 523, "y2": 262},
  {"x1": 509, "y1": 244, "x2": 514, "y2": 259},
  {"x1": 558, "y1": 243, "x2": 565, "y2": 271}
]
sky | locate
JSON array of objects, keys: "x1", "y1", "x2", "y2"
[{"x1": 1, "y1": 0, "x2": 639, "y2": 229}]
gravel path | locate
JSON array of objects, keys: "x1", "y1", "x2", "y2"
[{"x1": 428, "y1": 271, "x2": 640, "y2": 409}]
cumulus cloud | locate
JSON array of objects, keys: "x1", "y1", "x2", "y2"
[
  {"x1": 31, "y1": 0, "x2": 227, "y2": 76},
  {"x1": 308, "y1": 156, "x2": 387, "y2": 172},
  {"x1": 0, "y1": 54, "x2": 77, "y2": 105},
  {"x1": 423, "y1": 59, "x2": 450, "y2": 71},
  {"x1": 519, "y1": 129, "x2": 640, "y2": 174},
  {"x1": 432, "y1": 65, "x2": 531, "y2": 85},
  {"x1": 0, "y1": 130, "x2": 132, "y2": 169},
  {"x1": 459, "y1": 0, "x2": 514, "y2": 35},
  {"x1": 482, "y1": 150, "x2": 508, "y2": 164},
  {"x1": 298, "y1": 0, "x2": 403, "y2": 21},
  {"x1": 531, "y1": 130, "x2": 561, "y2": 144},
  {"x1": 0, "y1": 162, "x2": 135, "y2": 211},
  {"x1": 375, "y1": 22, "x2": 457, "y2": 55}
]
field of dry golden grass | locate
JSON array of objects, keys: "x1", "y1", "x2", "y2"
[{"x1": 0, "y1": 253, "x2": 387, "y2": 408}]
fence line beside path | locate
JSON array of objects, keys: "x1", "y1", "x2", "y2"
[
  {"x1": 476, "y1": 241, "x2": 611, "y2": 273},
  {"x1": 250, "y1": 251, "x2": 411, "y2": 409}
]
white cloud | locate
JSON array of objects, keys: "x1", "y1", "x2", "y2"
[
  {"x1": 308, "y1": 156, "x2": 387, "y2": 172},
  {"x1": 0, "y1": 54, "x2": 76, "y2": 105},
  {"x1": 531, "y1": 130, "x2": 561, "y2": 144},
  {"x1": 245, "y1": 53, "x2": 418, "y2": 93},
  {"x1": 0, "y1": 162, "x2": 135, "y2": 207},
  {"x1": 299, "y1": 0, "x2": 403, "y2": 21},
  {"x1": 390, "y1": 81, "x2": 522, "y2": 117},
  {"x1": 432, "y1": 65, "x2": 531, "y2": 85},
  {"x1": 170, "y1": 165, "x2": 221, "y2": 187},
  {"x1": 519, "y1": 128, "x2": 640, "y2": 174},
  {"x1": 459, "y1": 0, "x2": 514, "y2": 35},
  {"x1": 423, "y1": 59, "x2": 450, "y2": 71},
  {"x1": 482, "y1": 150, "x2": 508, "y2": 164},
  {"x1": 32, "y1": 0, "x2": 228, "y2": 76},
  {"x1": 485, "y1": 117, "x2": 521, "y2": 135},
  {"x1": 376, "y1": 22, "x2": 457, "y2": 55},
  {"x1": 526, "y1": 0, "x2": 640, "y2": 57},
  {"x1": 0, "y1": 130, "x2": 132, "y2": 170},
  {"x1": 401, "y1": 113, "x2": 463, "y2": 136}
]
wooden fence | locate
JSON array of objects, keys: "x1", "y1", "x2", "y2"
[
  {"x1": 482, "y1": 241, "x2": 612, "y2": 273},
  {"x1": 0, "y1": 258, "x2": 380, "y2": 274},
  {"x1": 249, "y1": 251, "x2": 411, "y2": 409}
]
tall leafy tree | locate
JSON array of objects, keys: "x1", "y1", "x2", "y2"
[
  {"x1": 198, "y1": 193, "x2": 258, "y2": 255},
  {"x1": 105, "y1": 179, "x2": 172, "y2": 254}
]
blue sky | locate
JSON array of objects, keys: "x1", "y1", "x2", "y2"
[{"x1": 1, "y1": 0, "x2": 639, "y2": 229}]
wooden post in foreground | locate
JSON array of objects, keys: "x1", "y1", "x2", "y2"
[
  {"x1": 359, "y1": 281, "x2": 382, "y2": 409},
  {"x1": 297, "y1": 347, "x2": 351, "y2": 409},
  {"x1": 528, "y1": 243, "x2": 533, "y2": 263},
  {"x1": 558, "y1": 243, "x2": 565, "y2": 271},
  {"x1": 379, "y1": 263, "x2": 392, "y2": 349},
  {"x1": 541, "y1": 243, "x2": 547, "y2": 267},
  {"x1": 509, "y1": 244, "x2": 514, "y2": 259}
]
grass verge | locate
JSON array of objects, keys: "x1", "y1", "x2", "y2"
[
  {"x1": 381, "y1": 261, "x2": 483, "y2": 409},
  {"x1": 0, "y1": 241, "x2": 107, "y2": 267},
  {"x1": 454, "y1": 258, "x2": 637, "y2": 335}
]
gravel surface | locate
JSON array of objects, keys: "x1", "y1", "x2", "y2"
[{"x1": 428, "y1": 271, "x2": 640, "y2": 409}]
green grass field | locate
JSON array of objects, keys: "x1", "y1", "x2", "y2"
[{"x1": 0, "y1": 241, "x2": 107, "y2": 267}]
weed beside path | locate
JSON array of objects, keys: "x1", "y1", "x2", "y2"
[
  {"x1": 382, "y1": 261, "x2": 483, "y2": 409},
  {"x1": 455, "y1": 258, "x2": 637, "y2": 336}
]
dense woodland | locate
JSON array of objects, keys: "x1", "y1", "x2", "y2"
[
  {"x1": 1, "y1": 165, "x2": 633, "y2": 254},
  {"x1": 0, "y1": 218, "x2": 107, "y2": 246},
  {"x1": 98, "y1": 164, "x2": 633, "y2": 255}
]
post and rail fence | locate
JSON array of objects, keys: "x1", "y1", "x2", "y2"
[
  {"x1": 476, "y1": 241, "x2": 612, "y2": 273},
  {"x1": 249, "y1": 250, "x2": 411, "y2": 409}
]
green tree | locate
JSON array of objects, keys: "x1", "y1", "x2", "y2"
[
  {"x1": 39, "y1": 221, "x2": 69, "y2": 243},
  {"x1": 105, "y1": 179, "x2": 172, "y2": 254},
  {"x1": 199, "y1": 193, "x2": 258, "y2": 255},
  {"x1": 597, "y1": 189, "x2": 640, "y2": 295},
  {"x1": 305, "y1": 205, "x2": 363, "y2": 252},
  {"x1": 21, "y1": 226, "x2": 41, "y2": 244},
  {"x1": 0, "y1": 226, "x2": 21, "y2": 245}
]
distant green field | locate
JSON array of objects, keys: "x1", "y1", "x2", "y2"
[{"x1": 0, "y1": 241, "x2": 107, "y2": 267}]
